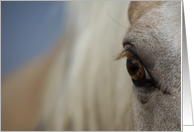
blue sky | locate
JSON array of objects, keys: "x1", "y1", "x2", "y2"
[{"x1": 1, "y1": 1, "x2": 65, "y2": 76}]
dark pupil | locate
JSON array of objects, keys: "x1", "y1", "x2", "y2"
[
  {"x1": 127, "y1": 59, "x2": 139, "y2": 75},
  {"x1": 126, "y1": 58, "x2": 144, "y2": 80}
]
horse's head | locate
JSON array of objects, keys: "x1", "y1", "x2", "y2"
[
  {"x1": 122, "y1": 1, "x2": 181, "y2": 130},
  {"x1": 1, "y1": 1, "x2": 181, "y2": 131}
]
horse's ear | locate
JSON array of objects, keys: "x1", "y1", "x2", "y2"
[
  {"x1": 128, "y1": 1, "x2": 165, "y2": 25},
  {"x1": 128, "y1": 1, "x2": 138, "y2": 25}
]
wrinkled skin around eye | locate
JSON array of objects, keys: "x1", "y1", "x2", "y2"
[{"x1": 126, "y1": 1, "x2": 181, "y2": 131}]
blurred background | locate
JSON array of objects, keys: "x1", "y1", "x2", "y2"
[
  {"x1": 1, "y1": 1, "x2": 65, "y2": 77},
  {"x1": 1, "y1": 1, "x2": 132, "y2": 131},
  {"x1": 1, "y1": 2, "x2": 68, "y2": 130}
]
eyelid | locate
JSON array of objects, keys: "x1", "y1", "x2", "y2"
[
  {"x1": 123, "y1": 40, "x2": 133, "y2": 47},
  {"x1": 115, "y1": 44, "x2": 139, "y2": 60},
  {"x1": 124, "y1": 44, "x2": 139, "y2": 59},
  {"x1": 122, "y1": 37, "x2": 135, "y2": 47}
]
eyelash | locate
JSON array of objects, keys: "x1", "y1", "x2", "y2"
[
  {"x1": 116, "y1": 49, "x2": 157, "y2": 88},
  {"x1": 115, "y1": 49, "x2": 134, "y2": 60}
]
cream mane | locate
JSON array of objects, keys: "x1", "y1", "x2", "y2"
[{"x1": 41, "y1": 1, "x2": 133, "y2": 130}]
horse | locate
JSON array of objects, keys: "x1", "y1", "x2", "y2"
[
  {"x1": 1, "y1": 1, "x2": 181, "y2": 131},
  {"x1": 123, "y1": 1, "x2": 181, "y2": 130}
]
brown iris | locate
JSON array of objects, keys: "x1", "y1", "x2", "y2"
[
  {"x1": 115, "y1": 49, "x2": 146, "y2": 81},
  {"x1": 126, "y1": 57, "x2": 145, "y2": 81}
]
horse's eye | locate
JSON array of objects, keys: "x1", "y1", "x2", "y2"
[{"x1": 126, "y1": 57, "x2": 150, "y2": 81}]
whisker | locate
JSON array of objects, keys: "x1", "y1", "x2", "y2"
[{"x1": 108, "y1": 13, "x2": 128, "y2": 31}]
